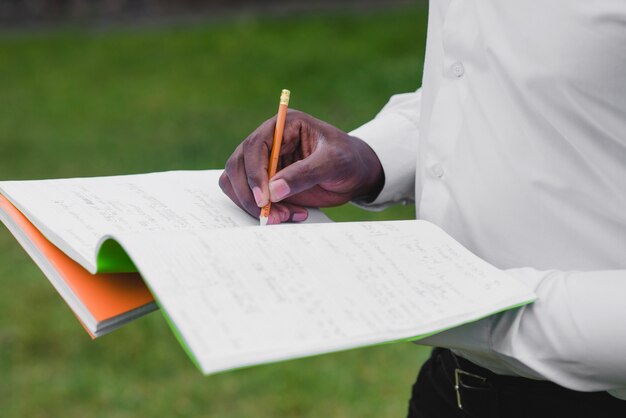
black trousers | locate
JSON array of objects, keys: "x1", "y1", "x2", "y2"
[{"x1": 407, "y1": 348, "x2": 626, "y2": 418}]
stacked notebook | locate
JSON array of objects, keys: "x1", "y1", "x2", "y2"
[{"x1": 0, "y1": 170, "x2": 535, "y2": 374}]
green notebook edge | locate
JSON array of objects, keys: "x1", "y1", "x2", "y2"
[
  {"x1": 95, "y1": 237, "x2": 202, "y2": 371},
  {"x1": 96, "y1": 239, "x2": 138, "y2": 273}
]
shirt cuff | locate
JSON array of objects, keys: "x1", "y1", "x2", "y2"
[
  {"x1": 413, "y1": 268, "x2": 547, "y2": 377},
  {"x1": 349, "y1": 112, "x2": 419, "y2": 210}
]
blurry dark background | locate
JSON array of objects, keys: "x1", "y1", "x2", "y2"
[
  {"x1": 2, "y1": 0, "x2": 416, "y2": 27},
  {"x1": 0, "y1": 1, "x2": 429, "y2": 417}
]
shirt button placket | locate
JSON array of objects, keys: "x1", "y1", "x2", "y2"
[
  {"x1": 430, "y1": 163, "x2": 445, "y2": 179},
  {"x1": 451, "y1": 62, "x2": 465, "y2": 78}
]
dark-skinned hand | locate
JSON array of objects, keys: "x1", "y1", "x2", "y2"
[{"x1": 219, "y1": 110, "x2": 384, "y2": 224}]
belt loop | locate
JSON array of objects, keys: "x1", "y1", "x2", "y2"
[{"x1": 454, "y1": 368, "x2": 488, "y2": 411}]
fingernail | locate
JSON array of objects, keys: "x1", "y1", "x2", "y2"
[
  {"x1": 269, "y1": 179, "x2": 290, "y2": 202},
  {"x1": 292, "y1": 212, "x2": 308, "y2": 222},
  {"x1": 252, "y1": 186, "x2": 267, "y2": 207}
]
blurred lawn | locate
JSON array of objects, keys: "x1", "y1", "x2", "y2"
[{"x1": 0, "y1": 4, "x2": 431, "y2": 418}]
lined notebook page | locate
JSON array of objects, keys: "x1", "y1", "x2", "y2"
[
  {"x1": 0, "y1": 170, "x2": 329, "y2": 272},
  {"x1": 113, "y1": 220, "x2": 535, "y2": 374}
]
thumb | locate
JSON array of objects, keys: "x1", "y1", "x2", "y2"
[{"x1": 268, "y1": 151, "x2": 330, "y2": 202}]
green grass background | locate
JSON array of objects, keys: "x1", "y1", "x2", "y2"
[{"x1": 0, "y1": 4, "x2": 432, "y2": 417}]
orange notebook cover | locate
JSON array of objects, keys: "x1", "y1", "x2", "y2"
[{"x1": 0, "y1": 194, "x2": 155, "y2": 337}]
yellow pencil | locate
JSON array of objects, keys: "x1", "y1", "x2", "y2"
[{"x1": 259, "y1": 89, "x2": 290, "y2": 226}]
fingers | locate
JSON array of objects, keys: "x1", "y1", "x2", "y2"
[
  {"x1": 219, "y1": 170, "x2": 309, "y2": 224},
  {"x1": 267, "y1": 203, "x2": 309, "y2": 224},
  {"x1": 239, "y1": 110, "x2": 316, "y2": 205},
  {"x1": 268, "y1": 141, "x2": 335, "y2": 202},
  {"x1": 221, "y1": 111, "x2": 315, "y2": 220},
  {"x1": 223, "y1": 115, "x2": 300, "y2": 214},
  {"x1": 240, "y1": 112, "x2": 304, "y2": 207},
  {"x1": 218, "y1": 171, "x2": 251, "y2": 215},
  {"x1": 241, "y1": 116, "x2": 278, "y2": 205},
  {"x1": 223, "y1": 109, "x2": 351, "y2": 217},
  {"x1": 221, "y1": 144, "x2": 261, "y2": 218}
]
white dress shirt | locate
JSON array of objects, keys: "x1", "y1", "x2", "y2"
[{"x1": 350, "y1": 0, "x2": 626, "y2": 398}]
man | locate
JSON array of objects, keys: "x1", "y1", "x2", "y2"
[{"x1": 219, "y1": 1, "x2": 626, "y2": 416}]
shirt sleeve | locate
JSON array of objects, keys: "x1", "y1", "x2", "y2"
[
  {"x1": 417, "y1": 267, "x2": 626, "y2": 398},
  {"x1": 349, "y1": 89, "x2": 422, "y2": 210}
]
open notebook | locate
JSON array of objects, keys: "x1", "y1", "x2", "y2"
[{"x1": 0, "y1": 170, "x2": 536, "y2": 375}]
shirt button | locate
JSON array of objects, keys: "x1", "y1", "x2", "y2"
[
  {"x1": 430, "y1": 163, "x2": 444, "y2": 178},
  {"x1": 451, "y1": 62, "x2": 465, "y2": 77}
]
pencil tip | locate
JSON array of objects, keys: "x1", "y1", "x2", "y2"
[{"x1": 259, "y1": 216, "x2": 268, "y2": 226}]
